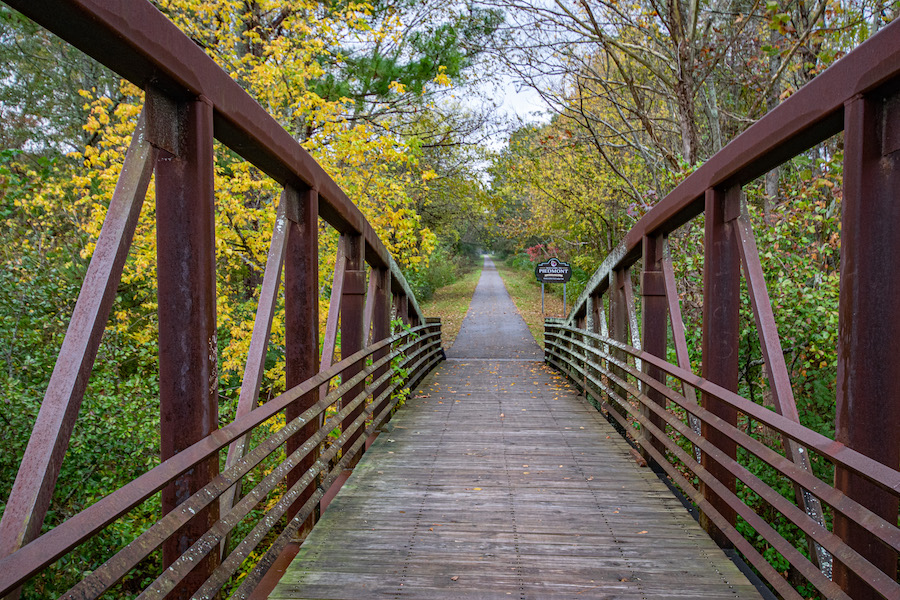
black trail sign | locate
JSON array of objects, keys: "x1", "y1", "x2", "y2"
[
  {"x1": 535, "y1": 258, "x2": 572, "y2": 283},
  {"x1": 534, "y1": 258, "x2": 572, "y2": 314}
]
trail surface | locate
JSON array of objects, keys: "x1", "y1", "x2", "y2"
[
  {"x1": 270, "y1": 256, "x2": 761, "y2": 599},
  {"x1": 445, "y1": 256, "x2": 542, "y2": 360}
]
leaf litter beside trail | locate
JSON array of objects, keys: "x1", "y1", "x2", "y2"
[{"x1": 420, "y1": 264, "x2": 483, "y2": 348}]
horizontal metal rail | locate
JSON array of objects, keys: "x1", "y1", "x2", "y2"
[
  {"x1": 0, "y1": 323, "x2": 442, "y2": 597},
  {"x1": 0, "y1": 2, "x2": 444, "y2": 598},
  {"x1": 566, "y1": 19, "x2": 900, "y2": 308},
  {"x1": 545, "y1": 323, "x2": 900, "y2": 599},
  {"x1": 555, "y1": 18, "x2": 900, "y2": 599}
]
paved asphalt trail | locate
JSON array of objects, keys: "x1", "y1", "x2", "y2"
[{"x1": 446, "y1": 256, "x2": 543, "y2": 360}]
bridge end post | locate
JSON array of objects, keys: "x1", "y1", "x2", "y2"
[
  {"x1": 340, "y1": 233, "x2": 366, "y2": 468},
  {"x1": 155, "y1": 95, "x2": 220, "y2": 597},
  {"x1": 700, "y1": 186, "x2": 741, "y2": 548},
  {"x1": 640, "y1": 234, "x2": 667, "y2": 464},
  {"x1": 833, "y1": 93, "x2": 900, "y2": 598},
  {"x1": 284, "y1": 186, "x2": 321, "y2": 535}
]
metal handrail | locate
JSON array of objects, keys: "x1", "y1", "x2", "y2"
[
  {"x1": 0, "y1": 323, "x2": 443, "y2": 597},
  {"x1": 545, "y1": 322, "x2": 900, "y2": 599},
  {"x1": 0, "y1": 1, "x2": 445, "y2": 596}
]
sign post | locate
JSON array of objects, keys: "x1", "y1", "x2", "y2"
[{"x1": 534, "y1": 257, "x2": 572, "y2": 315}]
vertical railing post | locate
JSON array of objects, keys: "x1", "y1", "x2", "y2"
[
  {"x1": 155, "y1": 96, "x2": 219, "y2": 597},
  {"x1": 582, "y1": 298, "x2": 594, "y2": 396},
  {"x1": 584, "y1": 294, "x2": 602, "y2": 408},
  {"x1": 394, "y1": 293, "x2": 409, "y2": 327},
  {"x1": 833, "y1": 93, "x2": 900, "y2": 598},
  {"x1": 340, "y1": 234, "x2": 366, "y2": 466},
  {"x1": 594, "y1": 292, "x2": 610, "y2": 406},
  {"x1": 608, "y1": 269, "x2": 629, "y2": 428},
  {"x1": 700, "y1": 186, "x2": 741, "y2": 547},
  {"x1": 284, "y1": 186, "x2": 320, "y2": 534},
  {"x1": 370, "y1": 268, "x2": 392, "y2": 425},
  {"x1": 641, "y1": 234, "x2": 667, "y2": 463}
]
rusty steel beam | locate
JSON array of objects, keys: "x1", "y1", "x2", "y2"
[
  {"x1": 219, "y1": 194, "x2": 288, "y2": 548},
  {"x1": 833, "y1": 92, "x2": 900, "y2": 598},
  {"x1": 284, "y1": 187, "x2": 321, "y2": 531},
  {"x1": 394, "y1": 293, "x2": 409, "y2": 326},
  {"x1": 318, "y1": 241, "x2": 346, "y2": 400},
  {"x1": 155, "y1": 96, "x2": 219, "y2": 598},
  {"x1": 2, "y1": 0, "x2": 394, "y2": 267},
  {"x1": 607, "y1": 269, "x2": 629, "y2": 424},
  {"x1": 389, "y1": 261, "x2": 425, "y2": 326},
  {"x1": 733, "y1": 206, "x2": 831, "y2": 574},
  {"x1": 362, "y1": 268, "x2": 379, "y2": 344},
  {"x1": 700, "y1": 186, "x2": 741, "y2": 546},
  {"x1": 340, "y1": 234, "x2": 367, "y2": 467},
  {"x1": 660, "y1": 240, "x2": 702, "y2": 462},
  {"x1": 564, "y1": 19, "x2": 900, "y2": 323},
  {"x1": 370, "y1": 268, "x2": 393, "y2": 425},
  {"x1": 640, "y1": 235, "x2": 667, "y2": 461},
  {"x1": 0, "y1": 111, "x2": 156, "y2": 561}
]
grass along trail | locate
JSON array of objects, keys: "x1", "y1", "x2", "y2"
[
  {"x1": 418, "y1": 262, "x2": 482, "y2": 349},
  {"x1": 495, "y1": 259, "x2": 566, "y2": 347}
]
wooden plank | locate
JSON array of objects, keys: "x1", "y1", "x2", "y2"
[{"x1": 268, "y1": 360, "x2": 762, "y2": 599}]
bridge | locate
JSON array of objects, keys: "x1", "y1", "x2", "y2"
[{"x1": 0, "y1": 1, "x2": 898, "y2": 600}]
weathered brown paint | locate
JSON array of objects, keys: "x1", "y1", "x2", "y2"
[
  {"x1": 0, "y1": 112, "x2": 156, "y2": 565},
  {"x1": 734, "y1": 207, "x2": 830, "y2": 572},
  {"x1": 833, "y1": 93, "x2": 900, "y2": 597},
  {"x1": 370, "y1": 268, "x2": 393, "y2": 424},
  {"x1": 340, "y1": 234, "x2": 366, "y2": 466},
  {"x1": 607, "y1": 269, "x2": 629, "y2": 422},
  {"x1": 640, "y1": 235, "x2": 667, "y2": 460},
  {"x1": 700, "y1": 186, "x2": 740, "y2": 546},
  {"x1": 285, "y1": 187, "x2": 320, "y2": 531},
  {"x1": 319, "y1": 241, "x2": 345, "y2": 400},
  {"x1": 155, "y1": 96, "x2": 219, "y2": 597},
  {"x1": 219, "y1": 195, "x2": 289, "y2": 558},
  {"x1": 394, "y1": 294, "x2": 409, "y2": 327}
]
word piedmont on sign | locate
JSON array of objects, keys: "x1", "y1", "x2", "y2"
[{"x1": 534, "y1": 258, "x2": 572, "y2": 283}]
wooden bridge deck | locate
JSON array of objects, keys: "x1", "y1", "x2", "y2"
[
  {"x1": 269, "y1": 359, "x2": 761, "y2": 599},
  {"x1": 270, "y1": 259, "x2": 760, "y2": 599}
]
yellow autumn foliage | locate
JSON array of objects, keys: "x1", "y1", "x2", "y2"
[{"x1": 41, "y1": 0, "x2": 439, "y2": 401}]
